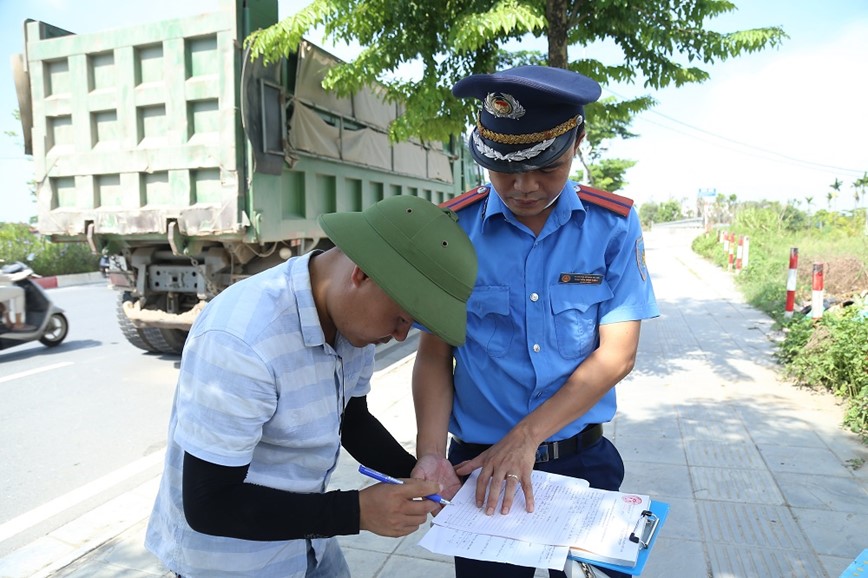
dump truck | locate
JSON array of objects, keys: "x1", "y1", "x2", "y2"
[{"x1": 13, "y1": 0, "x2": 480, "y2": 354}]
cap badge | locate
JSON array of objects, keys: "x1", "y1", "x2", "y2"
[{"x1": 484, "y1": 93, "x2": 525, "y2": 119}]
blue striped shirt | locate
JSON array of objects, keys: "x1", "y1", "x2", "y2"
[{"x1": 146, "y1": 252, "x2": 373, "y2": 577}]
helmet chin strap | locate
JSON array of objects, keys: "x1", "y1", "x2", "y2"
[{"x1": 542, "y1": 192, "x2": 562, "y2": 210}]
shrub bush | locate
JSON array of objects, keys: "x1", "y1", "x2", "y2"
[
  {"x1": 0, "y1": 223, "x2": 99, "y2": 276},
  {"x1": 778, "y1": 304, "x2": 868, "y2": 435},
  {"x1": 695, "y1": 205, "x2": 868, "y2": 438}
]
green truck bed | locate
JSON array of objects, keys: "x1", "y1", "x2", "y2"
[{"x1": 14, "y1": 0, "x2": 479, "y2": 354}]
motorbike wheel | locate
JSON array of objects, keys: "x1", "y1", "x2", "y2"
[{"x1": 39, "y1": 313, "x2": 69, "y2": 347}]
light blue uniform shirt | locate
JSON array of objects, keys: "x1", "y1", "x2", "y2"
[
  {"x1": 145, "y1": 252, "x2": 373, "y2": 578},
  {"x1": 450, "y1": 181, "x2": 659, "y2": 444}
]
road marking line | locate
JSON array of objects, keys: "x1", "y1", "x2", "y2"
[
  {"x1": 0, "y1": 449, "x2": 165, "y2": 544},
  {"x1": 0, "y1": 362, "x2": 74, "y2": 384}
]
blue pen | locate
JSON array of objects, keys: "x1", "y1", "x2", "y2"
[{"x1": 358, "y1": 465, "x2": 452, "y2": 506}]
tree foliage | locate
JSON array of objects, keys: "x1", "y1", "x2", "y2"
[
  {"x1": 247, "y1": 0, "x2": 786, "y2": 144},
  {"x1": 577, "y1": 95, "x2": 653, "y2": 187},
  {"x1": 638, "y1": 198, "x2": 683, "y2": 227},
  {"x1": 0, "y1": 223, "x2": 98, "y2": 276}
]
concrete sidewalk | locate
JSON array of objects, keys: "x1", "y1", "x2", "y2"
[{"x1": 2, "y1": 227, "x2": 867, "y2": 578}]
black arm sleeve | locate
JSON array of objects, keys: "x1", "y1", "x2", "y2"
[
  {"x1": 182, "y1": 452, "x2": 360, "y2": 541},
  {"x1": 340, "y1": 395, "x2": 416, "y2": 478}
]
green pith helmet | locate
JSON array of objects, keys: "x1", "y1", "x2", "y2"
[{"x1": 318, "y1": 196, "x2": 478, "y2": 346}]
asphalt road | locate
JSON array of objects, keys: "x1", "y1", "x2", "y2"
[
  {"x1": 0, "y1": 280, "x2": 420, "y2": 559},
  {"x1": 0, "y1": 282, "x2": 179, "y2": 556}
]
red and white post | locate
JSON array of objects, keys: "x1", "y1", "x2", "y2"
[
  {"x1": 784, "y1": 248, "x2": 798, "y2": 319},
  {"x1": 811, "y1": 263, "x2": 825, "y2": 319},
  {"x1": 727, "y1": 233, "x2": 735, "y2": 271},
  {"x1": 735, "y1": 236, "x2": 744, "y2": 274}
]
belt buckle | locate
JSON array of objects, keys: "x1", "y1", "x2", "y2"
[{"x1": 535, "y1": 444, "x2": 550, "y2": 463}]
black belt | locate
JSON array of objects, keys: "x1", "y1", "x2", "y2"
[{"x1": 453, "y1": 423, "x2": 603, "y2": 463}]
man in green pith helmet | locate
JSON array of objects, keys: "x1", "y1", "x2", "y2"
[{"x1": 146, "y1": 195, "x2": 478, "y2": 578}]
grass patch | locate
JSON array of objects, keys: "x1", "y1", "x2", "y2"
[{"x1": 693, "y1": 204, "x2": 868, "y2": 438}]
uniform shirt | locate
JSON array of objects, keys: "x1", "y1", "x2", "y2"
[
  {"x1": 145, "y1": 252, "x2": 374, "y2": 578},
  {"x1": 451, "y1": 181, "x2": 659, "y2": 444}
]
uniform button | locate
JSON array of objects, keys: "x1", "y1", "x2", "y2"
[
  {"x1": 533, "y1": 344, "x2": 541, "y2": 352},
  {"x1": 530, "y1": 292, "x2": 539, "y2": 302}
]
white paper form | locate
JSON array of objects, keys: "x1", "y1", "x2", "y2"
[
  {"x1": 430, "y1": 468, "x2": 649, "y2": 566},
  {"x1": 419, "y1": 525, "x2": 571, "y2": 570},
  {"x1": 432, "y1": 469, "x2": 592, "y2": 546},
  {"x1": 568, "y1": 490, "x2": 648, "y2": 566}
]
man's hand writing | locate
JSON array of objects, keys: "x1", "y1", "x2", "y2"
[{"x1": 358, "y1": 478, "x2": 439, "y2": 537}]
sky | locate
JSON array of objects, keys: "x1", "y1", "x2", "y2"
[{"x1": 1, "y1": 0, "x2": 866, "y2": 224}]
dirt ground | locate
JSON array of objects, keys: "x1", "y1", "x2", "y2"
[{"x1": 799, "y1": 256, "x2": 868, "y2": 303}]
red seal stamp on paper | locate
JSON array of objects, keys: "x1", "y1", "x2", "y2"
[{"x1": 622, "y1": 495, "x2": 643, "y2": 504}]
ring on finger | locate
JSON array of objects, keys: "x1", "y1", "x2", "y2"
[{"x1": 506, "y1": 473, "x2": 520, "y2": 482}]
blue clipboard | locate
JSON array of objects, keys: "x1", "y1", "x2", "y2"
[
  {"x1": 567, "y1": 499, "x2": 669, "y2": 576},
  {"x1": 839, "y1": 548, "x2": 868, "y2": 578}
]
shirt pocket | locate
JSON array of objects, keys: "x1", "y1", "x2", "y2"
[
  {"x1": 549, "y1": 282, "x2": 613, "y2": 359},
  {"x1": 467, "y1": 285, "x2": 513, "y2": 357}
]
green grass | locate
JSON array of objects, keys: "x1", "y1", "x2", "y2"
[{"x1": 692, "y1": 206, "x2": 868, "y2": 438}]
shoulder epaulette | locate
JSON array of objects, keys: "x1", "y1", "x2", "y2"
[
  {"x1": 575, "y1": 184, "x2": 633, "y2": 217},
  {"x1": 440, "y1": 185, "x2": 490, "y2": 211}
]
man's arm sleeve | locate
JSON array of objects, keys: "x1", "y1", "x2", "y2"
[
  {"x1": 182, "y1": 452, "x2": 360, "y2": 540},
  {"x1": 340, "y1": 395, "x2": 416, "y2": 478}
]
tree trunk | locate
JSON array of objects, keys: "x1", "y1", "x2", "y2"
[
  {"x1": 548, "y1": 0, "x2": 589, "y2": 183},
  {"x1": 577, "y1": 149, "x2": 594, "y2": 186},
  {"x1": 546, "y1": 0, "x2": 569, "y2": 69}
]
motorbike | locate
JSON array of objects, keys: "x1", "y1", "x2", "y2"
[{"x1": 0, "y1": 261, "x2": 69, "y2": 351}]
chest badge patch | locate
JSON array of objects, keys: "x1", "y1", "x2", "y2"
[
  {"x1": 559, "y1": 273, "x2": 603, "y2": 285},
  {"x1": 636, "y1": 236, "x2": 648, "y2": 281}
]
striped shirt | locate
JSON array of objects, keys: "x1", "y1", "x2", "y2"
[{"x1": 145, "y1": 252, "x2": 374, "y2": 577}]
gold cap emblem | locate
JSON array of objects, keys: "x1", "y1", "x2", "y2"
[{"x1": 483, "y1": 93, "x2": 525, "y2": 119}]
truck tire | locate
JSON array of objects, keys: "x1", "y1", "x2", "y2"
[
  {"x1": 158, "y1": 328, "x2": 189, "y2": 354},
  {"x1": 116, "y1": 293, "x2": 160, "y2": 353},
  {"x1": 117, "y1": 293, "x2": 187, "y2": 355},
  {"x1": 140, "y1": 326, "x2": 182, "y2": 356},
  {"x1": 115, "y1": 293, "x2": 185, "y2": 355}
]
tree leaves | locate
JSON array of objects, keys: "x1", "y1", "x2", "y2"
[
  {"x1": 245, "y1": 0, "x2": 787, "y2": 178},
  {"x1": 448, "y1": 1, "x2": 546, "y2": 52}
]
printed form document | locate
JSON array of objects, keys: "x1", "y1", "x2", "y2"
[{"x1": 419, "y1": 469, "x2": 649, "y2": 570}]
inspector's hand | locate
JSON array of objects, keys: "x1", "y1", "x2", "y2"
[
  {"x1": 454, "y1": 434, "x2": 538, "y2": 516},
  {"x1": 411, "y1": 454, "x2": 462, "y2": 503},
  {"x1": 358, "y1": 478, "x2": 440, "y2": 537}
]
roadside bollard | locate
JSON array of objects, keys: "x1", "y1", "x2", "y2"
[
  {"x1": 784, "y1": 248, "x2": 798, "y2": 319},
  {"x1": 811, "y1": 262, "x2": 824, "y2": 319},
  {"x1": 722, "y1": 231, "x2": 730, "y2": 254},
  {"x1": 735, "y1": 236, "x2": 744, "y2": 274},
  {"x1": 727, "y1": 233, "x2": 735, "y2": 271}
]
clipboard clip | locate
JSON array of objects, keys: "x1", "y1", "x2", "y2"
[{"x1": 628, "y1": 509, "x2": 660, "y2": 549}]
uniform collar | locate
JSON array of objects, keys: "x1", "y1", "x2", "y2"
[{"x1": 483, "y1": 180, "x2": 587, "y2": 231}]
